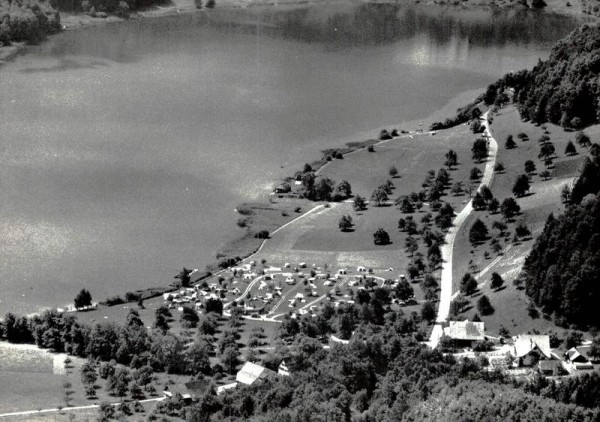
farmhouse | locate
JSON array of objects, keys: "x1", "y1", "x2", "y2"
[
  {"x1": 236, "y1": 362, "x2": 277, "y2": 386},
  {"x1": 443, "y1": 320, "x2": 485, "y2": 348},
  {"x1": 564, "y1": 347, "x2": 593, "y2": 370},
  {"x1": 511, "y1": 335, "x2": 552, "y2": 368}
]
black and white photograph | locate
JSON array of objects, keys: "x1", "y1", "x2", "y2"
[{"x1": 1, "y1": 0, "x2": 600, "y2": 419}]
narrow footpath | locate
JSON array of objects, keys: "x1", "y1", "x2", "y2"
[{"x1": 427, "y1": 111, "x2": 498, "y2": 349}]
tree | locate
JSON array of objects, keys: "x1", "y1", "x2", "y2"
[
  {"x1": 505, "y1": 134, "x2": 516, "y2": 149},
  {"x1": 404, "y1": 236, "x2": 418, "y2": 257},
  {"x1": 81, "y1": 362, "x2": 98, "y2": 386},
  {"x1": 205, "y1": 298, "x2": 223, "y2": 315},
  {"x1": 494, "y1": 162, "x2": 505, "y2": 173},
  {"x1": 561, "y1": 185, "x2": 572, "y2": 204},
  {"x1": 472, "y1": 192, "x2": 486, "y2": 210},
  {"x1": 450, "y1": 294, "x2": 469, "y2": 316},
  {"x1": 107, "y1": 367, "x2": 130, "y2": 400},
  {"x1": 180, "y1": 307, "x2": 199, "y2": 329},
  {"x1": 187, "y1": 340, "x2": 212, "y2": 375},
  {"x1": 373, "y1": 228, "x2": 390, "y2": 245},
  {"x1": 333, "y1": 180, "x2": 352, "y2": 201},
  {"x1": 565, "y1": 331, "x2": 584, "y2": 349},
  {"x1": 517, "y1": 132, "x2": 529, "y2": 142},
  {"x1": 421, "y1": 301, "x2": 436, "y2": 323},
  {"x1": 492, "y1": 220, "x2": 508, "y2": 236},
  {"x1": 221, "y1": 346, "x2": 240, "y2": 374},
  {"x1": 460, "y1": 273, "x2": 478, "y2": 296},
  {"x1": 490, "y1": 272, "x2": 504, "y2": 290},
  {"x1": 490, "y1": 238, "x2": 503, "y2": 255},
  {"x1": 370, "y1": 187, "x2": 388, "y2": 207},
  {"x1": 538, "y1": 143, "x2": 556, "y2": 161},
  {"x1": 477, "y1": 295, "x2": 494, "y2": 315},
  {"x1": 395, "y1": 280, "x2": 414, "y2": 301},
  {"x1": 154, "y1": 313, "x2": 170, "y2": 332},
  {"x1": 515, "y1": 222, "x2": 531, "y2": 239},
  {"x1": 589, "y1": 337, "x2": 600, "y2": 362},
  {"x1": 354, "y1": 195, "x2": 366, "y2": 211},
  {"x1": 469, "y1": 218, "x2": 488, "y2": 246},
  {"x1": 450, "y1": 181, "x2": 463, "y2": 196},
  {"x1": 74, "y1": 289, "x2": 92, "y2": 310},
  {"x1": 501, "y1": 197, "x2": 521, "y2": 221},
  {"x1": 98, "y1": 402, "x2": 115, "y2": 420},
  {"x1": 480, "y1": 185, "x2": 494, "y2": 202},
  {"x1": 398, "y1": 197, "x2": 414, "y2": 213},
  {"x1": 338, "y1": 215, "x2": 353, "y2": 232},
  {"x1": 397, "y1": 218, "x2": 406, "y2": 231},
  {"x1": 539, "y1": 170, "x2": 551, "y2": 180},
  {"x1": 444, "y1": 150, "x2": 458, "y2": 168},
  {"x1": 487, "y1": 198, "x2": 500, "y2": 214},
  {"x1": 524, "y1": 160, "x2": 536, "y2": 175},
  {"x1": 470, "y1": 167, "x2": 482, "y2": 181},
  {"x1": 315, "y1": 177, "x2": 335, "y2": 201},
  {"x1": 175, "y1": 268, "x2": 192, "y2": 288},
  {"x1": 405, "y1": 218, "x2": 418, "y2": 235},
  {"x1": 565, "y1": 140, "x2": 577, "y2": 156},
  {"x1": 471, "y1": 138, "x2": 488, "y2": 163},
  {"x1": 512, "y1": 174, "x2": 530, "y2": 197},
  {"x1": 576, "y1": 131, "x2": 591, "y2": 148},
  {"x1": 389, "y1": 165, "x2": 399, "y2": 178}
]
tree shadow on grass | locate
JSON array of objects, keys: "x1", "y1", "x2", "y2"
[
  {"x1": 494, "y1": 286, "x2": 507, "y2": 293},
  {"x1": 460, "y1": 305, "x2": 474, "y2": 314}
]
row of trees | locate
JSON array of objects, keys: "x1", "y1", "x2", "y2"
[
  {"x1": 300, "y1": 168, "x2": 353, "y2": 202},
  {"x1": 0, "y1": 303, "x2": 224, "y2": 376}
]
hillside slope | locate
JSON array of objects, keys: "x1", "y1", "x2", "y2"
[{"x1": 489, "y1": 23, "x2": 600, "y2": 129}]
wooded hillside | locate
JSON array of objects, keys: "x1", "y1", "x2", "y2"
[
  {"x1": 489, "y1": 24, "x2": 600, "y2": 129},
  {"x1": 523, "y1": 190, "x2": 600, "y2": 328}
]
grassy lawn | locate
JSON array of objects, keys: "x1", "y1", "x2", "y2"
[{"x1": 449, "y1": 105, "x2": 596, "y2": 337}]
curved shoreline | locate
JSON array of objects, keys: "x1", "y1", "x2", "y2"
[{"x1": 0, "y1": 1, "x2": 580, "y2": 315}]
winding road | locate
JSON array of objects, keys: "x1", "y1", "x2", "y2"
[{"x1": 428, "y1": 111, "x2": 498, "y2": 349}]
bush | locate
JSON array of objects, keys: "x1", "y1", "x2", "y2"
[{"x1": 236, "y1": 205, "x2": 253, "y2": 215}]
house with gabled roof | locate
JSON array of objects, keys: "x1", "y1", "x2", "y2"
[
  {"x1": 236, "y1": 362, "x2": 277, "y2": 386},
  {"x1": 443, "y1": 320, "x2": 485, "y2": 348},
  {"x1": 564, "y1": 347, "x2": 593, "y2": 370},
  {"x1": 511, "y1": 335, "x2": 551, "y2": 367}
]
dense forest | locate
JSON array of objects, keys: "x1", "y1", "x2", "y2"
[
  {"x1": 485, "y1": 23, "x2": 600, "y2": 129},
  {"x1": 0, "y1": 0, "x2": 61, "y2": 45},
  {"x1": 3, "y1": 286, "x2": 600, "y2": 421},
  {"x1": 522, "y1": 146, "x2": 600, "y2": 328}
]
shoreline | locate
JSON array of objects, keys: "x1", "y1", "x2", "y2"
[
  {"x1": 0, "y1": 0, "x2": 588, "y2": 315},
  {"x1": 1, "y1": 0, "x2": 594, "y2": 68}
]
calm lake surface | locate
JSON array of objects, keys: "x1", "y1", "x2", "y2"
[{"x1": 0, "y1": 4, "x2": 578, "y2": 314}]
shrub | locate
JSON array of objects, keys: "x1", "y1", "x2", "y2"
[{"x1": 236, "y1": 205, "x2": 253, "y2": 215}]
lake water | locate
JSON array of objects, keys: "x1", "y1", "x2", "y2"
[{"x1": 0, "y1": 4, "x2": 578, "y2": 314}]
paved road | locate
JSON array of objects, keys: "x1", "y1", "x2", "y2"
[{"x1": 428, "y1": 111, "x2": 498, "y2": 349}]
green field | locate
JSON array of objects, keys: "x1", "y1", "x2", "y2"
[{"x1": 449, "y1": 105, "x2": 595, "y2": 336}]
